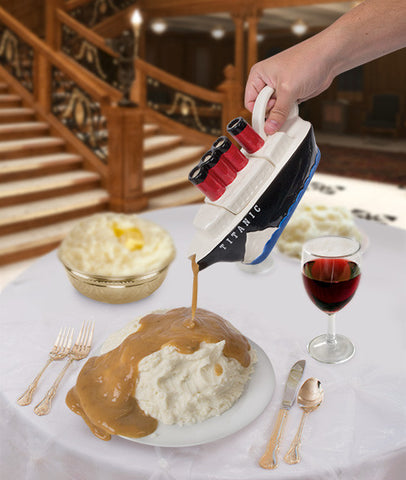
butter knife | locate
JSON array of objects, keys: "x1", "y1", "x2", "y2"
[{"x1": 259, "y1": 359, "x2": 305, "y2": 469}]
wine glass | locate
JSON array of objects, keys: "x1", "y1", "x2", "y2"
[{"x1": 301, "y1": 235, "x2": 362, "y2": 364}]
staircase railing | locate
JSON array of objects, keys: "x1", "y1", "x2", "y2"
[
  {"x1": 0, "y1": 6, "x2": 148, "y2": 212},
  {"x1": 64, "y1": 0, "x2": 135, "y2": 29},
  {"x1": 56, "y1": 8, "x2": 124, "y2": 94},
  {"x1": 57, "y1": 0, "x2": 245, "y2": 136},
  {"x1": 0, "y1": 3, "x2": 245, "y2": 211},
  {"x1": 134, "y1": 58, "x2": 243, "y2": 144}
]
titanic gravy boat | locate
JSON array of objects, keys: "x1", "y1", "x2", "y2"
[{"x1": 188, "y1": 86, "x2": 321, "y2": 270}]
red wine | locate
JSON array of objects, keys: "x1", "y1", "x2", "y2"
[{"x1": 303, "y1": 259, "x2": 361, "y2": 313}]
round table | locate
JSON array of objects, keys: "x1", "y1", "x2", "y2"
[{"x1": 1, "y1": 205, "x2": 405, "y2": 480}]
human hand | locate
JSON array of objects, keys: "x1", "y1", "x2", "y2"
[{"x1": 245, "y1": 41, "x2": 335, "y2": 135}]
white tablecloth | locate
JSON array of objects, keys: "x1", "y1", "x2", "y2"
[{"x1": 1, "y1": 205, "x2": 405, "y2": 480}]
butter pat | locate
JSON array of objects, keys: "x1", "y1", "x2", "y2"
[{"x1": 112, "y1": 223, "x2": 144, "y2": 251}]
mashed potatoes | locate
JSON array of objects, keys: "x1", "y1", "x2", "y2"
[
  {"x1": 277, "y1": 204, "x2": 362, "y2": 259},
  {"x1": 100, "y1": 314, "x2": 257, "y2": 426},
  {"x1": 59, "y1": 213, "x2": 176, "y2": 276}
]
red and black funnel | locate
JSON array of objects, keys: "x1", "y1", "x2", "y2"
[
  {"x1": 212, "y1": 136, "x2": 248, "y2": 172},
  {"x1": 227, "y1": 117, "x2": 264, "y2": 154}
]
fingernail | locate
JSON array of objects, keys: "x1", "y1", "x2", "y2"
[{"x1": 265, "y1": 120, "x2": 279, "y2": 134}]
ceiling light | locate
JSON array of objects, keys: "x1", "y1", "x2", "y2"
[
  {"x1": 291, "y1": 19, "x2": 308, "y2": 36},
  {"x1": 257, "y1": 33, "x2": 265, "y2": 43},
  {"x1": 150, "y1": 19, "x2": 167, "y2": 34},
  {"x1": 211, "y1": 26, "x2": 226, "y2": 40}
]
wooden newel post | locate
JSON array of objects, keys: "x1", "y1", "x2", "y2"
[
  {"x1": 131, "y1": 60, "x2": 147, "y2": 108},
  {"x1": 105, "y1": 105, "x2": 148, "y2": 212},
  {"x1": 217, "y1": 64, "x2": 244, "y2": 132},
  {"x1": 45, "y1": 0, "x2": 63, "y2": 50}
]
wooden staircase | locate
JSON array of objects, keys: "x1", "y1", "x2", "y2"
[
  {"x1": 0, "y1": 78, "x2": 205, "y2": 266},
  {"x1": 0, "y1": 79, "x2": 110, "y2": 265},
  {"x1": 143, "y1": 130, "x2": 205, "y2": 209}
]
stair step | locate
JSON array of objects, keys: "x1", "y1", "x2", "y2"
[
  {"x1": 0, "y1": 93, "x2": 22, "y2": 108},
  {"x1": 0, "y1": 152, "x2": 83, "y2": 181},
  {"x1": 0, "y1": 189, "x2": 109, "y2": 236},
  {"x1": 144, "y1": 145, "x2": 205, "y2": 175},
  {"x1": 0, "y1": 170, "x2": 101, "y2": 206},
  {"x1": 144, "y1": 123, "x2": 159, "y2": 137},
  {"x1": 0, "y1": 122, "x2": 49, "y2": 141},
  {"x1": 0, "y1": 218, "x2": 85, "y2": 265},
  {"x1": 0, "y1": 107, "x2": 35, "y2": 123},
  {"x1": 144, "y1": 134, "x2": 182, "y2": 155},
  {"x1": 0, "y1": 137, "x2": 65, "y2": 160},
  {"x1": 148, "y1": 185, "x2": 204, "y2": 210},
  {"x1": 145, "y1": 162, "x2": 195, "y2": 195}
]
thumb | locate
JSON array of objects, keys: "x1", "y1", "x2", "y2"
[{"x1": 264, "y1": 92, "x2": 294, "y2": 135}]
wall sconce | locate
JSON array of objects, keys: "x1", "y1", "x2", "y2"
[
  {"x1": 210, "y1": 26, "x2": 226, "y2": 40},
  {"x1": 291, "y1": 19, "x2": 308, "y2": 36},
  {"x1": 150, "y1": 18, "x2": 168, "y2": 34}
]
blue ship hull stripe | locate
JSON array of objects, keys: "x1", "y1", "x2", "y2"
[{"x1": 250, "y1": 147, "x2": 321, "y2": 265}]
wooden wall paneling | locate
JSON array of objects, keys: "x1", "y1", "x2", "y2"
[
  {"x1": 246, "y1": 14, "x2": 259, "y2": 75},
  {"x1": 364, "y1": 49, "x2": 406, "y2": 95},
  {"x1": 138, "y1": 0, "x2": 351, "y2": 17},
  {"x1": 232, "y1": 14, "x2": 245, "y2": 87},
  {"x1": 145, "y1": 31, "x2": 235, "y2": 90},
  {"x1": 1, "y1": 0, "x2": 45, "y2": 37}
]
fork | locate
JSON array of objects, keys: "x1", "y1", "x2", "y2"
[
  {"x1": 34, "y1": 320, "x2": 94, "y2": 416},
  {"x1": 17, "y1": 327, "x2": 74, "y2": 406}
]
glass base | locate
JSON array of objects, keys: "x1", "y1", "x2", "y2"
[
  {"x1": 237, "y1": 255, "x2": 274, "y2": 274},
  {"x1": 307, "y1": 334, "x2": 355, "y2": 364}
]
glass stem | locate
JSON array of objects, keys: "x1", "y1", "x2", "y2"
[{"x1": 327, "y1": 313, "x2": 337, "y2": 345}]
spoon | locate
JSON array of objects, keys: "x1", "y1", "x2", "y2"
[{"x1": 284, "y1": 377, "x2": 324, "y2": 464}]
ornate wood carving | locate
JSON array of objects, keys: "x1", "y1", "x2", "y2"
[
  {"x1": 0, "y1": 24, "x2": 34, "y2": 92},
  {"x1": 51, "y1": 67, "x2": 109, "y2": 163},
  {"x1": 68, "y1": 0, "x2": 134, "y2": 27}
]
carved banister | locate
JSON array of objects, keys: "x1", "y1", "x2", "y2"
[
  {"x1": 65, "y1": 0, "x2": 137, "y2": 30},
  {"x1": 0, "y1": 5, "x2": 151, "y2": 212},
  {"x1": 0, "y1": 7, "x2": 112, "y2": 103},
  {"x1": 65, "y1": 0, "x2": 91, "y2": 10},
  {"x1": 135, "y1": 57, "x2": 224, "y2": 104},
  {"x1": 135, "y1": 57, "x2": 225, "y2": 140},
  {"x1": 55, "y1": 6, "x2": 128, "y2": 95},
  {"x1": 56, "y1": 9, "x2": 119, "y2": 57}
]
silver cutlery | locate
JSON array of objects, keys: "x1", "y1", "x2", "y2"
[
  {"x1": 17, "y1": 327, "x2": 74, "y2": 406},
  {"x1": 284, "y1": 377, "x2": 324, "y2": 464},
  {"x1": 34, "y1": 320, "x2": 94, "y2": 416},
  {"x1": 259, "y1": 359, "x2": 306, "y2": 469}
]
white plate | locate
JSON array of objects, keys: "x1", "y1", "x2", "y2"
[
  {"x1": 275, "y1": 228, "x2": 370, "y2": 262},
  {"x1": 120, "y1": 340, "x2": 275, "y2": 447}
]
